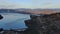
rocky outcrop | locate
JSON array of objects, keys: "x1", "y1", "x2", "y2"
[
  {"x1": 24, "y1": 13, "x2": 60, "y2": 34},
  {"x1": 0, "y1": 15, "x2": 3, "y2": 20}
]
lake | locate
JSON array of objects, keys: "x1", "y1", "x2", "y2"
[{"x1": 0, "y1": 13, "x2": 30, "y2": 30}]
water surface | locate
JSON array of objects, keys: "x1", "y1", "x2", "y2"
[{"x1": 0, "y1": 13, "x2": 30, "y2": 30}]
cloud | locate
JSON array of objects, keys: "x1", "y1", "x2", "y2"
[{"x1": 0, "y1": 2, "x2": 22, "y2": 9}]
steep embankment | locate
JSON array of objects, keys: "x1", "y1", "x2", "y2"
[{"x1": 24, "y1": 13, "x2": 60, "y2": 34}]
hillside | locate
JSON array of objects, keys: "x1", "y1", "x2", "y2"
[{"x1": 0, "y1": 9, "x2": 60, "y2": 14}]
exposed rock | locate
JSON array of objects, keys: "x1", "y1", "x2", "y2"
[
  {"x1": 24, "y1": 13, "x2": 60, "y2": 34},
  {"x1": 0, "y1": 15, "x2": 3, "y2": 20}
]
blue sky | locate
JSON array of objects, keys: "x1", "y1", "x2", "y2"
[{"x1": 0, "y1": 0, "x2": 60, "y2": 9}]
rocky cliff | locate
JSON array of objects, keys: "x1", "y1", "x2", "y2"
[{"x1": 24, "y1": 13, "x2": 60, "y2": 34}]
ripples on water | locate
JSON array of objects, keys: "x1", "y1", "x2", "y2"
[{"x1": 0, "y1": 13, "x2": 30, "y2": 30}]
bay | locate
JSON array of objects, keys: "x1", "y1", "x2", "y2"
[{"x1": 0, "y1": 13, "x2": 30, "y2": 30}]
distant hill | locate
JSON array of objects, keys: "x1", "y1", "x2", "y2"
[{"x1": 0, "y1": 8, "x2": 60, "y2": 14}]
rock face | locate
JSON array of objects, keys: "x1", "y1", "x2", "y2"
[{"x1": 24, "y1": 13, "x2": 60, "y2": 34}]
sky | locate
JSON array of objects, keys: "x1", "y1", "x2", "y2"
[{"x1": 0, "y1": 0, "x2": 60, "y2": 9}]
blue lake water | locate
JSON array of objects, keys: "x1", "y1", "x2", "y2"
[{"x1": 0, "y1": 13, "x2": 30, "y2": 30}]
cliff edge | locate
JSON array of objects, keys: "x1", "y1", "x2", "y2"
[{"x1": 24, "y1": 13, "x2": 60, "y2": 34}]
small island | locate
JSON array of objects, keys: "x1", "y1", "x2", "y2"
[{"x1": 0, "y1": 15, "x2": 3, "y2": 20}]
